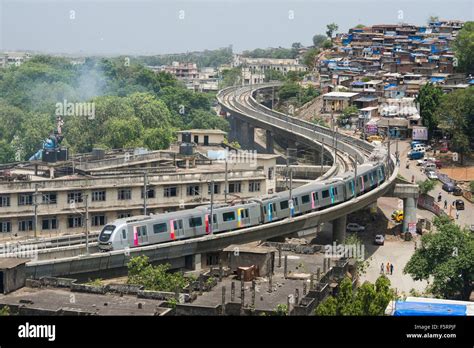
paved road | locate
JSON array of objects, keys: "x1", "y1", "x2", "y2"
[{"x1": 396, "y1": 139, "x2": 474, "y2": 229}]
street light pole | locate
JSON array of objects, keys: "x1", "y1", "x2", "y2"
[
  {"x1": 85, "y1": 193, "x2": 89, "y2": 255},
  {"x1": 143, "y1": 171, "x2": 148, "y2": 215},
  {"x1": 33, "y1": 184, "x2": 40, "y2": 239},
  {"x1": 210, "y1": 180, "x2": 214, "y2": 235}
]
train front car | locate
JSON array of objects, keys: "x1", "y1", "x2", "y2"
[{"x1": 98, "y1": 223, "x2": 126, "y2": 251}]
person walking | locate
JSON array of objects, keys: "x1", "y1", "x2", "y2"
[
  {"x1": 380, "y1": 263, "x2": 384, "y2": 274},
  {"x1": 386, "y1": 262, "x2": 390, "y2": 274},
  {"x1": 444, "y1": 199, "x2": 448, "y2": 209},
  {"x1": 456, "y1": 210, "x2": 460, "y2": 220},
  {"x1": 390, "y1": 263, "x2": 394, "y2": 275},
  {"x1": 437, "y1": 193, "x2": 442, "y2": 203}
]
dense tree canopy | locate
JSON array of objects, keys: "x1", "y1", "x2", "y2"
[
  {"x1": 0, "y1": 55, "x2": 228, "y2": 162},
  {"x1": 315, "y1": 276, "x2": 395, "y2": 316},
  {"x1": 454, "y1": 21, "x2": 474, "y2": 74},
  {"x1": 416, "y1": 83, "x2": 443, "y2": 139},
  {"x1": 404, "y1": 216, "x2": 474, "y2": 300}
]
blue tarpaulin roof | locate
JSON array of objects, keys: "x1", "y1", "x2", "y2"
[{"x1": 394, "y1": 301, "x2": 467, "y2": 316}]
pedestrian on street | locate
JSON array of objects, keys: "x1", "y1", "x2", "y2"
[
  {"x1": 380, "y1": 263, "x2": 384, "y2": 274},
  {"x1": 456, "y1": 210, "x2": 460, "y2": 220},
  {"x1": 386, "y1": 262, "x2": 390, "y2": 274},
  {"x1": 444, "y1": 200, "x2": 448, "y2": 209},
  {"x1": 437, "y1": 193, "x2": 442, "y2": 202},
  {"x1": 390, "y1": 263, "x2": 394, "y2": 275},
  {"x1": 411, "y1": 175, "x2": 414, "y2": 183}
]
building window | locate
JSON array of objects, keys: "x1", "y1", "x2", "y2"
[
  {"x1": 68, "y1": 216, "x2": 83, "y2": 228},
  {"x1": 0, "y1": 195, "x2": 10, "y2": 207},
  {"x1": 19, "y1": 219, "x2": 34, "y2": 231},
  {"x1": 141, "y1": 187, "x2": 155, "y2": 199},
  {"x1": 42, "y1": 217, "x2": 58, "y2": 230},
  {"x1": 92, "y1": 190, "x2": 106, "y2": 202},
  {"x1": 18, "y1": 193, "x2": 33, "y2": 206},
  {"x1": 207, "y1": 183, "x2": 220, "y2": 195},
  {"x1": 187, "y1": 185, "x2": 200, "y2": 196},
  {"x1": 164, "y1": 186, "x2": 178, "y2": 197},
  {"x1": 92, "y1": 215, "x2": 106, "y2": 227},
  {"x1": 228, "y1": 182, "x2": 241, "y2": 193},
  {"x1": 118, "y1": 212, "x2": 132, "y2": 219},
  {"x1": 118, "y1": 188, "x2": 132, "y2": 200},
  {"x1": 67, "y1": 191, "x2": 83, "y2": 204},
  {"x1": 0, "y1": 221, "x2": 11, "y2": 233},
  {"x1": 268, "y1": 167, "x2": 274, "y2": 180},
  {"x1": 42, "y1": 192, "x2": 57, "y2": 204},
  {"x1": 249, "y1": 181, "x2": 261, "y2": 192}
]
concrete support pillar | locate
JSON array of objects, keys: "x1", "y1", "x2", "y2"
[
  {"x1": 193, "y1": 253, "x2": 202, "y2": 271},
  {"x1": 332, "y1": 215, "x2": 347, "y2": 244},
  {"x1": 228, "y1": 115, "x2": 239, "y2": 142},
  {"x1": 266, "y1": 130, "x2": 274, "y2": 154},
  {"x1": 402, "y1": 197, "x2": 417, "y2": 233}
]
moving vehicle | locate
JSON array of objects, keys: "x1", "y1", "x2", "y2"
[
  {"x1": 346, "y1": 223, "x2": 365, "y2": 232},
  {"x1": 367, "y1": 135, "x2": 383, "y2": 143},
  {"x1": 454, "y1": 199, "x2": 465, "y2": 210},
  {"x1": 391, "y1": 210, "x2": 404, "y2": 223},
  {"x1": 408, "y1": 151, "x2": 424, "y2": 160},
  {"x1": 374, "y1": 234, "x2": 385, "y2": 245},
  {"x1": 417, "y1": 157, "x2": 436, "y2": 166},
  {"x1": 411, "y1": 141, "x2": 424, "y2": 149},
  {"x1": 412, "y1": 145, "x2": 426, "y2": 153},
  {"x1": 442, "y1": 182, "x2": 462, "y2": 196},
  {"x1": 425, "y1": 171, "x2": 438, "y2": 180},
  {"x1": 99, "y1": 161, "x2": 388, "y2": 251},
  {"x1": 423, "y1": 163, "x2": 437, "y2": 171}
]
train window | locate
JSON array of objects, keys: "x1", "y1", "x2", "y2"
[
  {"x1": 122, "y1": 229, "x2": 127, "y2": 239},
  {"x1": 222, "y1": 212, "x2": 236, "y2": 222},
  {"x1": 272, "y1": 203, "x2": 276, "y2": 212},
  {"x1": 294, "y1": 197, "x2": 299, "y2": 205},
  {"x1": 189, "y1": 217, "x2": 202, "y2": 227},
  {"x1": 322, "y1": 190, "x2": 329, "y2": 198},
  {"x1": 263, "y1": 206, "x2": 267, "y2": 214},
  {"x1": 137, "y1": 225, "x2": 147, "y2": 236},
  {"x1": 280, "y1": 200, "x2": 289, "y2": 210},
  {"x1": 153, "y1": 223, "x2": 168, "y2": 234},
  {"x1": 240, "y1": 209, "x2": 249, "y2": 218},
  {"x1": 302, "y1": 195, "x2": 310, "y2": 204},
  {"x1": 364, "y1": 175, "x2": 368, "y2": 182},
  {"x1": 312, "y1": 192, "x2": 319, "y2": 201},
  {"x1": 334, "y1": 187, "x2": 338, "y2": 195}
]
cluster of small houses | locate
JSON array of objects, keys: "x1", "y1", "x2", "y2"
[{"x1": 316, "y1": 20, "x2": 472, "y2": 140}]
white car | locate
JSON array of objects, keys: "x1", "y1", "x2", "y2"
[
  {"x1": 374, "y1": 235, "x2": 385, "y2": 245},
  {"x1": 417, "y1": 157, "x2": 435, "y2": 166},
  {"x1": 346, "y1": 223, "x2": 365, "y2": 232},
  {"x1": 426, "y1": 171, "x2": 438, "y2": 180}
]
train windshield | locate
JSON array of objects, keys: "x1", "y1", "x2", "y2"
[{"x1": 99, "y1": 225, "x2": 116, "y2": 242}]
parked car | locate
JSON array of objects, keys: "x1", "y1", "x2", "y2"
[
  {"x1": 367, "y1": 135, "x2": 383, "y2": 143},
  {"x1": 411, "y1": 141, "x2": 424, "y2": 149},
  {"x1": 374, "y1": 235, "x2": 385, "y2": 245},
  {"x1": 442, "y1": 182, "x2": 463, "y2": 196},
  {"x1": 408, "y1": 151, "x2": 424, "y2": 160},
  {"x1": 454, "y1": 199, "x2": 465, "y2": 210},
  {"x1": 346, "y1": 223, "x2": 365, "y2": 232},
  {"x1": 417, "y1": 157, "x2": 436, "y2": 166},
  {"x1": 426, "y1": 171, "x2": 438, "y2": 180},
  {"x1": 423, "y1": 163, "x2": 437, "y2": 171}
]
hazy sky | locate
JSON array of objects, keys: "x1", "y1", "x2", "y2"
[{"x1": 1, "y1": 0, "x2": 473, "y2": 55}]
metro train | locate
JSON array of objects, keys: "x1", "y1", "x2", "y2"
[{"x1": 98, "y1": 161, "x2": 387, "y2": 251}]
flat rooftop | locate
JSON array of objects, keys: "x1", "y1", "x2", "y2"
[{"x1": 0, "y1": 287, "x2": 169, "y2": 316}]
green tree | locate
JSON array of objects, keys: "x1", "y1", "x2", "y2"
[
  {"x1": 0, "y1": 140, "x2": 16, "y2": 163},
  {"x1": 302, "y1": 48, "x2": 320, "y2": 70},
  {"x1": 404, "y1": 216, "x2": 474, "y2": 300},
  {"x1": 355, "y1": 24, "x2": 366, "y2": 29},
  {"x1": 0, "y1": 306, "x2": 10, "y2": 316},
  {"x1": 453, "y1": 21, "x2": 474, "y2": 74},
  {"x1": 326, "y1": 23, "x2": 339, "y2": 39},
  {"x1": 322, "y1": 40, "x2": 333, "y2": 49},
  {"x1": 143, "y1": 127, "x2": 175, "y2": 150},
  {"x1": 312, "y1": 34, "x2": 327, "y2": 48},
  {"x1": 315, "y1": 276, "x2": 394, "y2": 316},
  {"x1": 103, "y1": 117, "x2": 144, "y2": 149},
  {"x1": 416, "y1": 83, "x2": 442, "y2": 139},
  {"x1": 417, "y1": 179, "x2": 436, "y2": 195},
  {"x1": 264, "y1": 69, "x2": 285, "y2": 82},
  {"x1": 436, "y1": 87, "x2": 474, "y2": 164},
  {"x1": 127, "y1": 255, "x2": 190, "y2": 292}
]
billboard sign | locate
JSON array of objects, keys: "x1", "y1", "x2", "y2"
[{"x1": 412, "y1": 126, "x2": 428, "y2": 141}]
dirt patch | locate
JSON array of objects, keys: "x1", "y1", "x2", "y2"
[{"x1": 438, "y1": 166, "x2": 474, "y2": 181}]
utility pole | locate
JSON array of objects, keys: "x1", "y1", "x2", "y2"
[
  {"x1": 320, "y1": 138, "x2": 324, "y2": 174},
  {"x1": 143, "y1": 171, "x2": 148, "y2": 215},
  {"x1": 271, "y1": 85, "x2": 275, "y2": 110},
  {"x1": 33, "y1": 184, "x2": 40, "y2": 239},
  {"x1": 224, "y1": 159, "x2": 228, "y2": 203},
  {"x1": 210, "y1": 180, "x2": 214, "y2": 234},
  {"x1": 387, "y1": 119, "x2": 391, "y2": 175},
  {"x1": 85, "y1": 193, "x2": 89, "y2": 255}
]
